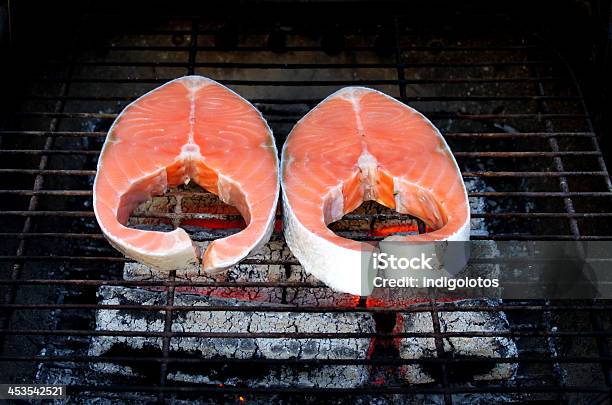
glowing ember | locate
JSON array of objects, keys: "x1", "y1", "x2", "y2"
[{"x1": 370, "y1": 224, "x2": 433, "y2": 237}]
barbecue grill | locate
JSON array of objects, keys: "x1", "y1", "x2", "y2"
[{"x1": 1, "y1": 0, "x2": 612, "y2": 403}]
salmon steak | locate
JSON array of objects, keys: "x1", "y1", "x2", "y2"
[
  {"x1": 281, "y1": 87, "x2": 470, "y2": 296},
  {"x1": 93, "y1": 76, "x2": 279, "y2": 273}
]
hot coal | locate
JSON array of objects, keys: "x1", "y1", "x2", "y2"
[
  {"x1": 88, "y1": 286, "x2": 374, "y2": 388},
  {"x1": 396, "y1": 299, "x2": 518, "y2": 384}
]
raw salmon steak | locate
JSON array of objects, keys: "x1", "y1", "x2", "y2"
[
  {"x1": 94, "y1": 76, "x2": 279, "y2": 273},
  {"x1": 281, "y1": 87, "x2": 470, "y2": 296}
]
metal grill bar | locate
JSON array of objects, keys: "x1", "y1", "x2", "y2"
[
  {"x1": 1, "y1": 169, "x2": 607, "y2": 177},
  {"x1": 11, "y1": 111, "x2": 589, "y2": 119},
  {"x1": 2, "y1": 302, "x2": 612, "y2": 312},
  {"x1": 4, "y1": 190, "x2": 612, "y2": 197},
  {"x1": 37, "y1": 60, "x2": 567, "y2": 68},
  {"x1": 6, "y1": 211, "x2": 612, "y2": 219},
  {"x1": 3, "y1": 329, "x2": 612, "y2": 338},
  {"x1": 66, "y1": 44, "x2": 548, "y2": 51},
  {"x1": 27, "y1": 77, "x2": 571, "y2": 85},
  {"x1": 16, "y1": 95, "x2": 585, "y2": 103},
  {"x1": 157, "y1": 17, "x2": 199, "y2": 402},
  {"x1": 0, "y1": 149, "x2": 603, "y2": 157},
  {"x1": 22, "y1": 385, "x2": 609, "y2": 395},
  {"x1": 1, "y1": 356, "x2": 611, "y2": 365},
  {"x1": 0, "y1": 130, "x2": 597, "y2": 137}
]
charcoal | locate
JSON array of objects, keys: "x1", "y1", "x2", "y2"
[
  {"x1": 466, "y1": 177, "x2": 489, "y2": 237},
  {"x1": 122, "y1": 240, "x2": 292, "y2": 303},
  {"x1": 396, "y1": 299, "x2": 518, "y2": 384},
  {"x1": 88, "y1": 286, "x2": 373, "y2": 388}
]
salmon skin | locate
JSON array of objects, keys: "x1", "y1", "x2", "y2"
[
  {"x1": 93, "y1": 76, "x2": 279, "y2": 273},
  {"x1": 281, "y1": 87, "x2": 470, "y2": 296}
]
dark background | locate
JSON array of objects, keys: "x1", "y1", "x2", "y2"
[{"x1": 1, "y1": 0, "x2": 611, "y2": 165}]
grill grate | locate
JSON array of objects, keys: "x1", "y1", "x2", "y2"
[{"x1": 1, "y1": 2, "x2": 612, "y2": 404}]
